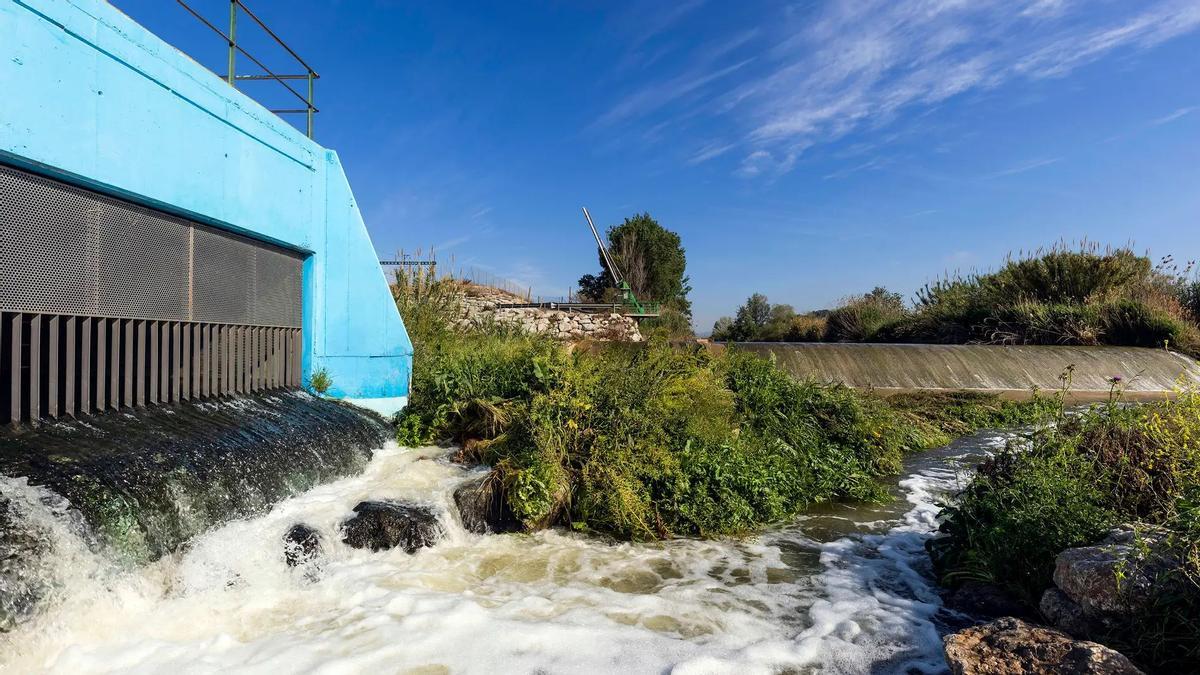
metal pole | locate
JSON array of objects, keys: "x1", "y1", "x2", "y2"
[
  {"x1": 306, "y1": 71, "x2": 314, "y2": 138},
  {"x1": 227, "y1": 0, "x2": 237, "y2": 87}
]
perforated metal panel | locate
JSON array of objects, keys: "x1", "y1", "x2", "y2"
[{"x1": 0, "y1": 164, "x2": 303, "y2": 327}]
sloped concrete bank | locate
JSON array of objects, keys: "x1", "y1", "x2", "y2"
[{"x1": 735, "y1": 343, "x2": 1200, "y2": 400}]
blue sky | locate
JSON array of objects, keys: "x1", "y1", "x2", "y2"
[{"x1": 115, "y1": 0, "x2": 1200, "y2": 332}]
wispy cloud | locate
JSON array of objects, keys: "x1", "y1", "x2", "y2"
[
  {"x1": 986, "y1": 156, "x2": 1064, "y2": 178},
  {"x1": 687, "y1": 141, "x2": 735, "y2": 165},
  {"x1": 1149, "y1": 106, "x2": 1197, "y2": 126},
  {"x1": 600, "y1": 0, "x2": 1200, "y2": 178}
]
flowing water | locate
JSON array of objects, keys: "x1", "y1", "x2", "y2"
[{"x1": 0, "y1": 432, "x2": 1013, "y2": 674}]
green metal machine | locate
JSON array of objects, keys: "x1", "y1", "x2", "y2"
[{"x1": 581, "y1": 207, "x2": 660, "y2": 317}]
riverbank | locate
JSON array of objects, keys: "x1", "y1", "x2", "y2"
[
  {"x1": 933, "y1": 392, "x2": 1200, "y2": 672},
  {"x1": 396, "y1": 324, "x2": 1059, "y2": 540}
]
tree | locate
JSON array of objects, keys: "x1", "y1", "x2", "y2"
[
  {"x1": 577, "y1": 213, "x2": 691, "y2": 315},
  {"x1": 711, "y1": 316, "x2": 734, "y2": 340},
  {"x1": 730, "y1": 293, "x2": 772, "y2": 341}
]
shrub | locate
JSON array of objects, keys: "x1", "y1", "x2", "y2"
[
  {"x1": 824, "y1": 287, "x2": 908, "y2": 342},
  {"x1": 307, "y1": 368, "x2": 333, "y2": 395},
  {"x1": 398, "y1": 324, "x2": 1057, "y2": 540},
  {"x1": 786, "y1": 315, "x2": 827, "y2": 341},
  {"x1": 935, "y1": 392, "x2": 1200, "y2": 671}
]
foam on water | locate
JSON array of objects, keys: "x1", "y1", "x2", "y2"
[{"x1": 0, "y1": 434, "x2": 1012, "y2": 674}]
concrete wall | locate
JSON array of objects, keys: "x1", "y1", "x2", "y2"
[
  {"x1": 736, "y1": 343, "x2": 1200, "y2": 401},
  {"x1": 0, "y1": 0, "x2": 411, "y2": 413}
]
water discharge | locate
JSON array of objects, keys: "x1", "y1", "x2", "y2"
[{"x1": 0, "y1": 433, "x2": 1012, "y2": 674}]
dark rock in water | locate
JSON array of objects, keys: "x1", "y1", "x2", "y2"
[
  {"x1": 283, "y1": 524, "x2": 321, "y2": 567},
  {"x1": 342, "y1": 500, "x2": 442, "y2": 553},
  {"x1": 943, "y1": 617, "x2": 1143, "y2": 675},
  {"x1": 945, "y1": 581, "x2": 1032, "y2": 621},
  {"x1": 0, "y1": 392, "x2": 390, "y2": 563},
  {"x1": 453, "y1": 473, "x2": 520, "y2": 534}
]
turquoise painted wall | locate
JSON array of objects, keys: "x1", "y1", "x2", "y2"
[{"x1": 0, "y1": 0, "x2": 412, "y2": 408}]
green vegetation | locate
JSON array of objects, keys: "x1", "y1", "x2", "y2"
[
  {"x1": 712, "y1": 244, "x2": 1200, "y2": 356},
  {"x1": 934, "y1": 387, "x2": 1200, "y2": 671},
  {"x1": 394, "y1": 269, "x2": 1058, "y2": 539},
  {"x1": 577, "y1": 212, "x2": 693, "y2": 323},
  {"x1": 307, "y1": 367, "x2": 333, "y2": 395}
]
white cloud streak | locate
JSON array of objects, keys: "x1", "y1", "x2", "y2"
[{"x1": 600, "y1": 0, "x2": 1200, "y2": 177}]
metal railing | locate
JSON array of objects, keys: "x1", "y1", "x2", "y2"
[{"x1": 176, "y1": 0, "x2": 320, "y2": 138}]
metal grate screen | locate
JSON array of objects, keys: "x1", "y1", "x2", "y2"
[{"x1": 0, "y1": 164, "x2": 303, "y2": 328}]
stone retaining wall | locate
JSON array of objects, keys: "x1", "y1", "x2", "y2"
[{"x1": 450, "y1": 283, "x2": 642, "y2": 342}]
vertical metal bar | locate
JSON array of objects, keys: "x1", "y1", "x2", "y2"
[
  {"x1": 182, "y1": 323, "x2": 192, "y2": 401},
  {"x1": 123, "y1": 320, "x2": 134, "y2": 408},
  {"x1": 172, "y1": 322, "x2": 181, "y2": 403},
  {"x1": 29, "y1": 315, "x2": 40, "y2": 422},
  {"x1": 219, "y1": 326, "x2": 227, "y2": 396},
  {"x1": 267, "y1": 328, "x2": 275, "y2": 389},
  {"x1": 48, "y1": 316, "x2": 59, "y2": 419},
  {"x1": 201, "y1": 324, "x2": 208, "y2": 397},
  {"x1": 292, "y1": 329, "x2": 300, "y2": 387},
  {"x1": 235, "y1": 327, "x2": 244, "y2": 394},
  {"x1": 250, "y1": 327, "x2": 258, "y2": 392},
  {"x1": 161, "y1": 322, "x2": 170, "y2": 402},
  {"x1": 306, "y1": 71, "x2": 314, "y2": 138},
  {"x1": 150, "y1": 321, "x2": 159, "y2": 405},
  {"x1": 191, "y1": 324, "x2": 201, "y2": 397},
  {"x1": 109, "y1": 319, "x2": 120, "y2": 411},
  {"x1": 274, "y1": 328, "x2": 282, "y2": 388},
  {"x1": 9, "y1": 314, "x2": 20, "y2": 424},
  {"x1": 136, "y1": 321, "x2": 146, "y2": 407},
  {"x1": 77, "y1": 317, "x2": 87, "y2": 415},
  {"x1": 95, "y1": 317, "x2": 105, "y2": 412},
  {"x1": 67, "y1": 317, "x2": 78, "y2": 417},
  {"x1": 227, "y1": 0, "x2": 237, "y2": 87}
]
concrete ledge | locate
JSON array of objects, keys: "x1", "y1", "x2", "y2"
[
  {"x1": 342, "y1": 396, "x2": 408, "y2": 419},
  {"x1": 734, "y1": 343, "x2": 1200, "y2": 400}
]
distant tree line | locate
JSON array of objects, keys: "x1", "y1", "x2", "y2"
[{"x1": 711, "y1": 244, "x2": 1200, "y2": 356}]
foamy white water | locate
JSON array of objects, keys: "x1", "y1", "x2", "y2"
[{"x1": 0, "y1": 433, "x2": 1011, "y2": 674}]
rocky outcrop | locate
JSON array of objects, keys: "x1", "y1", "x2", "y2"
[
  {"x1": 453, "y1": 473, "x2": 520, "y2": 534},
  {"x1": 341, "y1": 500, "x2": 443, "y2": 553},
  {"x1": 282, "y1": 524, "x2": 321, "y2": 567},
  {"x1": 1039, "y1": 525, "x2": 1183, "y2": 641},
  {"x1": 943, "y1": 617, "x2": 1144, "y2": 675},
  {"x1": 450, "y1": 282, "x2": 642, "y2": 342}
]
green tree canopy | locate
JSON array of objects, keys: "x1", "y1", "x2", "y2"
[{"x1": 577, "y1": 212, "x2": 691, "y2": 315}]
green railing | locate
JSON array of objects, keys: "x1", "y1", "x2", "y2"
[{"x1": 177, "y1": 0, "x2": 320, "y2": 138}]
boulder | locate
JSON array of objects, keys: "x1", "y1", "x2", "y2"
[
  {"x1": 453, "y1": 473, "x2": 520, "y2": 534},
  {"x1": 943, "y1": 617, "x2": 1143, "y2": 675},
  {"x1": 1052, "y1": 525, "x2": 1178, "y2": 619},
  {"x1": 1038, "y1": 588, "x2": 1094, "y2": 638},
  {"x1": 341, "y1": 500, "x2": 443, "y2": 553},
  {"x1": 282, "y1": 524, "x2": 321, "y2": 567}
]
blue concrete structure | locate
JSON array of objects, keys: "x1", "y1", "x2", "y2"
[{"x1": 0, "y1": 0, "x2": 412, "y2": 414}]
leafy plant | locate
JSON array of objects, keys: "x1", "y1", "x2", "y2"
[{"x1": 307, "y1": 367, "x2": 333, "y2": 395}]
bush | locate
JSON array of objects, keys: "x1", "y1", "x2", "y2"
[
  {"x1": 398, "y1": 325, "x2": 1057, "y2": 540},
  {"x1": 935, "y1": 392, "x2": 1200, "y2": 671},
  {"x1": 824, "y1": 287, "x2": 908, "y2": 342}
]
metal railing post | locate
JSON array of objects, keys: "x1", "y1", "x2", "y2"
[
  {"x1": 227, "y1": 0, "x2": 237, "y2": 87},
  {"x1": 306, "y1": 71, "x2": 314, "y2": 138}
]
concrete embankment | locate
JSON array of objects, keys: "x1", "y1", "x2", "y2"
[{"x1": 733, "y1": 343, "x2": 1200, "y2": 400}]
